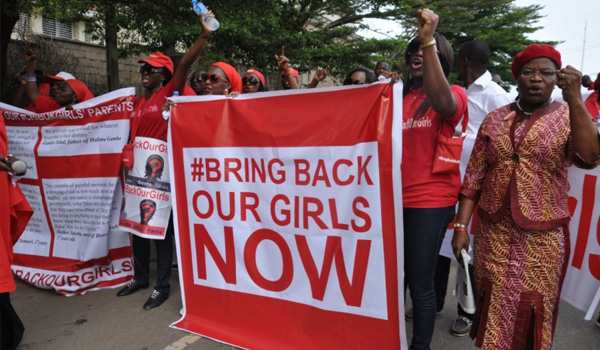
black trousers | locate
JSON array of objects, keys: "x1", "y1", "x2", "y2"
[
  {"x1": 1, "y1": 292, "x2": 24, "y2": 350},
  {"x1": 131, "y1": 215, "x2": 173, "y2": 293}
]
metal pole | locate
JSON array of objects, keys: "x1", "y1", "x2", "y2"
[{"x1": 581, "y1": 20, "x2": 587, "y2": 72}]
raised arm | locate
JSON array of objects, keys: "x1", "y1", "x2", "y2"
[
  {"x1": 558, "y1": 65, "x2": 600, "y2": 163},
  {"x1": 24, "y1": 50, "x2": 40, "y2": 103},
  {"x1": 418, "y1": 9, "x2": 457, "y2": 117},
  {"x1": 275, "y1": 47, "x2": 300, "y2": 90},
  {"x1": 172, "y1": 12, "x2": 213, "y2": 93}
]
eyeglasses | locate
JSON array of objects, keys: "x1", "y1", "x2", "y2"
[
  {"x1": 242, "y1": 76, "x2": 260, "y2": 85},
  {"x1": 139, "y1": 66, "x2": 164, "y2": 75},
  {"x1": 520, "y1": 69, "x2": 557, "y2": 78},
  {"x1": 202, "y1": 74, "x2": 229, "y2": 83}
]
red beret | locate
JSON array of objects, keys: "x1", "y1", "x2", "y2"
[
  {"x1": 511, "y1": 44, "x2": 562, "y2": 80},
  {"x1": 138, "y1": 52, "x2": 174, "y2": 74},
  {"x1": 212, "y1": 62, "x2": 242, "y2": 93}
]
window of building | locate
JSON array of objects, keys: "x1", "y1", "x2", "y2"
[
  {"x1": 42, "y1": 16, "x2": 73, "y2": 39},
  {"x1": 14, "y1": 13, "x2": 31, "y2": 35}
]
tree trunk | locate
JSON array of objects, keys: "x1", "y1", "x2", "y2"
[
  {"x1": 1, "y1": 1, "x2": 21, "y2": 97},
  {"x1": 104, "y1": 3, "x2": 120, "y2": 91}
]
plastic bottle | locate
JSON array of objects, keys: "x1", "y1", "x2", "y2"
[
  {"x1": 162, "y1": 91, "x2": 179, "y2": 120},
  {"x1": 596, "y1": 116, "x2": 600, "y2": 132},
  {"x1": 191, "y1": 0, "x2": 220, "y2": 31}
]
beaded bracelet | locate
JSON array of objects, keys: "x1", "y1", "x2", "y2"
[
  {"x1": 26, "y1": 76, "x2": 37, "y2": 82},
  {"x1": 454, "y1": 227, "x2": 468, "y2": 233}
]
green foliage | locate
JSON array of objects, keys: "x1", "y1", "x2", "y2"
[
  {"x1": 7, "y1": 0, "x2": 558, "y2": 87},
  {"x1": 399, "y1": 0, "x2": 557, "y2": 88}
]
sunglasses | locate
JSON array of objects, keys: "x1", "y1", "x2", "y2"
[
  {"x1": 139, "y1": 66, "x2": 164, "y2": 75},
  {"x1": 202, "y1": 74, "x2": 229, "y2": 83},
  {"x1": 242, "y1": 76, "x2": 260, "y2": 85},
  {"x1": 189, "y1": 75, "x2": 203, "y2": 83},
  {"x1": 348, "y1": 79, "x2": 365, "y2": 85}
]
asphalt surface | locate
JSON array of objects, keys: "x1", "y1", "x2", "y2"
[{"x1": 10, "y1": 258, "x2": 600, "y2": 350}]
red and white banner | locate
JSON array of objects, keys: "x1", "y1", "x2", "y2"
[
  {"x1": 169, "y1": 83, "x2": 406, "y2": 349},
  {"x1": 0, "y1": 88, "x2": 135, "y2": 295},
  {"x1": 119, "y1": 136, "x2": 171, "y2": 239},
  {"x1": 439, "y1": 127, "x2": 600, "y2": 318}
]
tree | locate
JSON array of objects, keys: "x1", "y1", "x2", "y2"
[
  {"x1": 399, "y1": 0, "x2": 553, "y2": 87},
  {"x1": 2, "y1": 0, "x2": 555, "y2": 91}
]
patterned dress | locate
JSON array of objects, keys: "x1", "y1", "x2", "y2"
[{"x1": 460, "y1": 101, "x2": 600, "y2": 350}]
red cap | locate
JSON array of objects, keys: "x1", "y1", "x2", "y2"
[
  {"x1": 138, "y1": 52, "x2": 174, "y2": 74},
  {"x1": 511, "y1": 44, "x2": 562, "y2": 80},
  {"x1": 245, "y1": 69, "x2": 266, "y2": 87},
  {"x1": 212, "y1": 62, "x2": 242, "y2": 93},
  {"x1": 44, "y1": 71, "x2": 76, "y2": 83}
]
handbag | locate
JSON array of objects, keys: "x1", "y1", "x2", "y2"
[
  {"x1": 432, "y1": 108, "x2": 469, "y2": 175},
  {"x1": 122, "y1": 142, "x2": 134, "y2": 169},
  {"x1": 455, "y1": 248, "x2": 475, "y2": 314}
]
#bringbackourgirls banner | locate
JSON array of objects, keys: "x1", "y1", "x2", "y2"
[
  {"x1": 0, "y1": 88, "x2": 135, "y2": 295},
  {"x1": 438, "y1": 131, "x2": 600, "y2": 319},
  {"x1": 168, "y1": 82, "x2": 407, "y2": 350}
]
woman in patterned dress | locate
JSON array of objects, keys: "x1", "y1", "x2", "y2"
[{"x1": 451, "y1": 44, "x2": 600, "y2": 350}]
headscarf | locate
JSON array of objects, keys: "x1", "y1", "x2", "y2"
[
  {"x1": 511, "y1": 44, "x2": 562, "y2": 80},
  {"x1": 212, "y1": 62, "x2": 242, "y2": 93},
  {"x1": 245, "y1": 69, "x2": 266, "y2": 87},
  {"x1": 66, "y1": 80, "x2": 94, "y2": 102},
  {"x1": 284, "y1": 67, "x2": 299, "y2": 80},
  {"x1": 138, "y1": 52, "x2": 174, "y2": 74}
]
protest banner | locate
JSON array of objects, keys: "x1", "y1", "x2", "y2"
[
  {"x1": 169, "y1": 82, "x2": 406, "y2": 349},
  {"x1": 0, "y1": 88, "x2": 135, "y2": 295},
  {"x1": 438, "y1": 130, "x2": 600, "y2": 318}
]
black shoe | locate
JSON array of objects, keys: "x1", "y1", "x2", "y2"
[
  {"x1": 171, "y1": 261, "x2": 178, "y2": 269},
  {"x1": 143, "y1": 289, "x2": 169, "y2": 309},
  {"x1": 117, "y1": 280, "x2": 149, "y2": 297},
  {"x1": 596, "y1": 312, "x2": 600, "y2": 329}
]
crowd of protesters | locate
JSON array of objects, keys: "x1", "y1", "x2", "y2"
[{"x1": 2, "y1": 6, "x2": 600, "y2": 350}]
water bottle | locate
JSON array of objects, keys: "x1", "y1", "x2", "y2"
[
  {"x1": 596, "y1": 116, "x2": 600, "y2": 134},
  {"x1": 162, "y1": 91, "x2": 179, "y2": 120},
  {"x1": 191, "y1": 0, "x2": 220, "y2": 31}
]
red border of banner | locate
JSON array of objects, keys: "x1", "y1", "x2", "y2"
[{"x1": 170, "y1": 84, "x2": 401, "y2": 349}]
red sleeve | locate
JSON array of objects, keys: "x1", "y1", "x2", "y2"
[
  {"x1": 449, "y1": 85, "x2": 468, "y2": 123},
  {"x1": 182, "y1": 85, "x2": 196, "y2": 96},
  {"x1": 33, "y1": 95, "x2": 62, "y2": 113}
]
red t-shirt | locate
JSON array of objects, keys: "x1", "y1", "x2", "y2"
[
  {"x1": 133, "y1": 81, "x2": 195, "y2": 142},
  {"x1": 401, "y1": 85, "x2": 468, "y2": 208},
  {"x1": 32, "y1": 94, "x2": 62, "y2": 113},
  {"x1": 585, "y1": 91, "x2": 599, "y2": 117}
]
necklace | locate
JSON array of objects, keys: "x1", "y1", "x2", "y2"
[
  {"x1": 516, "y1": 99, "x2": 533, "y2": 116},
  {"x1": 516, "y1": 98, "x2": 553, "y2": 117}
]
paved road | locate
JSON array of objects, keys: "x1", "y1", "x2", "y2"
[{"x1": 11, "y1": 260, "x2": 600, "y2": 350}]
